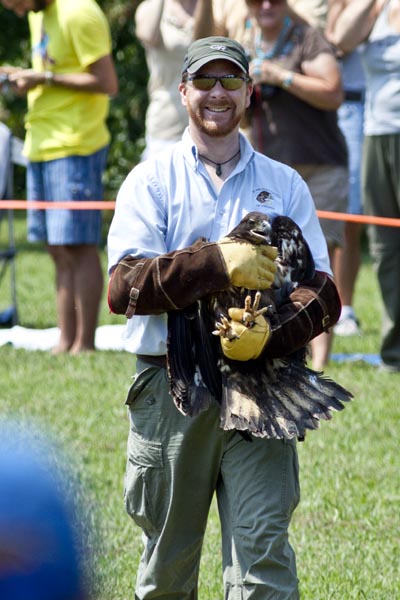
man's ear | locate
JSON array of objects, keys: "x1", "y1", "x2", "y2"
[
  {"x1": 245, "y1": 80, "x2": 253, "y2": 109},
  {"x1": 179, "y1": 81, "x2": 188, "y2": 106}
]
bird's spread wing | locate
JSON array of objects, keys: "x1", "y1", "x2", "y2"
[
  {"x1": 219, "y1": 356, "x2": 353, "y2": 439},
  {"x1": 167, "y1": 212, "x2": 352, "y2": 439}
]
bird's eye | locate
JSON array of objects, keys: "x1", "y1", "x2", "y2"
[{"x1": 248, "y1": 219, "x2": 255, "y2": 226}]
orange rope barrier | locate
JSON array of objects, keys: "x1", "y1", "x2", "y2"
[
  {"x1": 316, "y1": 210, "x2": 400, "y2": 227},
  {"x1": 0, "y1": 200, "x2": 400, "y2": 227},
  {"x1": 0, "y1": 200, "x2": 115, "y2": 210}
]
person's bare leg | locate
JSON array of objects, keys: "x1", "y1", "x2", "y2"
[
  {"x1": 310, "y1": 245, "x2": 336, "y2": 371},
  {"x1": 310, "y1": 330, "x2": 333, "y2": 372},
  {"x1": 48, "y1": 245, "x2": 77, "y2": 354},
  {"x1": 333, "y1": 222, "x2": 362, "y2": 306},
  {"x1": 69, "y1": 244, "x2": 103, "y2": 354}
]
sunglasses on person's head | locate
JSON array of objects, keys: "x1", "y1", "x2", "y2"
[{"x1": 184, "y1": 74, "x2": 251, "y2": 91}]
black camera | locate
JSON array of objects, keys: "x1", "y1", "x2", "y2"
[
  {"x1": 250, "y1": 83, "x2": 280, "y2": 110},
  {"x1": 0, "y1": 73, "x2": 11, "y2": 94}
]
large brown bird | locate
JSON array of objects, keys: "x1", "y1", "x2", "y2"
[{"x1": 167, "y1": 212, "x2": 352, "y2": 439}]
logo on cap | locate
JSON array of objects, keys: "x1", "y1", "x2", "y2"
[{"x1": 210, "y1": 44, "x2": 228, "y2": 51}]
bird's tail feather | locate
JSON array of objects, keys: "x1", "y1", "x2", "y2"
[
  {"x1": 220, "y1": 361, "x2": 353, "y2": 439},
  {"x1": 221, "y1": 386, "x2": 290, "y2": 438}
]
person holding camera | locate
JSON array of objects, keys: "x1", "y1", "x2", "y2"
[
  {"x1": 0, "y1": 0, "x2": 118, "y2": 354},
  {"x1": 211, "y1": 0, "x2": 348, "y2": 370}
]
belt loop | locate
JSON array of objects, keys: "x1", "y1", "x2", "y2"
[{"x1": 344, "y1": 90, "x2": 364, "y2": 102}]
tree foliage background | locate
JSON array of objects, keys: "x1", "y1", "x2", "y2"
[{"x1": 0, "y1": 0, "x2": 149, "y2": 198}]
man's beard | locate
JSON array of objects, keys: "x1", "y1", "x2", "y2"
[
  {"x1": 187, "y1": 102, "x2": 243, "y2": 138},
  {"x1": 34, "y1": 0, "x2": 48, "y2": 11}
]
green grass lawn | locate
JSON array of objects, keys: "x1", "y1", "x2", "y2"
[{"x1": 1, "y1": 213, "x2": 399, "y2": 599}]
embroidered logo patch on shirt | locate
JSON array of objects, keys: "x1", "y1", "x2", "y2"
[{"x1": 255, "y1": 190, "x2": 274, "y2": 206}]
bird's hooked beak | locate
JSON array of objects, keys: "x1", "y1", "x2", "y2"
[{"x1": 250, "y1": 218, "x2": 272, "y2": 244}]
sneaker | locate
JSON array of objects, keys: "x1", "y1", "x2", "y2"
[
  {"x1": 379, "y1": 362, "x2": 400, "y2": 373},
  {"x1": 334, "y1": 315, "x2": 362, "y2": 336}
]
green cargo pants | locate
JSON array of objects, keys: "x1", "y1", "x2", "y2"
[{"x1": 124, "y1": 359, "x2": 300, "y2": 599}]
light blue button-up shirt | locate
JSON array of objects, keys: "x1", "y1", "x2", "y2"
[{"x1": 108, "y1": 128, "x2": 331, "y2": 355}]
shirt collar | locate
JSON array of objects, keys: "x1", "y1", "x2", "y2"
[{"x1": 182, "y1": 127, "x2": 255, "y2": 175}]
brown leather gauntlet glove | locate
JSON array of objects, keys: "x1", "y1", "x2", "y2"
[
  {"x1": 108, "y1": 236, "x2": 279, "y2": 318},
  {"x1": 108, "y1": 238, "x2": 231, "y2": 317},
  {"x1": 265, "y1": 271, "x2": 341, "y2": 358}
]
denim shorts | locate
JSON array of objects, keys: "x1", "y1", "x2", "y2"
[
  {"x1": 338, "y1": 100, "x2": 365, "y2": 215},
  {"x1": 27, "y1": 146, "x2": 108, "y2": 245}
]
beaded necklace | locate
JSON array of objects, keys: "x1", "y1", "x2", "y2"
[{"x1": 250, "y1": 15, "x2": 293, "y2": 74}]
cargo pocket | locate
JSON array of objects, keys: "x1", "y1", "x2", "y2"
[
  {"x1": 124, "y1": 430, "x2": 166, "y2": 538},
  {"x1": 125, "y1": 366, "x2": 160, "y2": 406}
]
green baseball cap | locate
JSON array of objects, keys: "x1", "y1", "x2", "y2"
[{"x1": 182, "y1": 36, "x2": 249, "y2": 75}]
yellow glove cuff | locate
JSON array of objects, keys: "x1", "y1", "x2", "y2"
[{"x1": 220, "y1": 314, "x2": 271, "y2": 361}]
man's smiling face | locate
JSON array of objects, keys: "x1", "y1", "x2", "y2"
[{"x1": 179, "y1": 59, "x2": 253, "y2": 138}]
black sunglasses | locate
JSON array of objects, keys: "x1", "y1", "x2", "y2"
[{"x1": 185, "y1": 74, "x2": 251, "y2": 91}]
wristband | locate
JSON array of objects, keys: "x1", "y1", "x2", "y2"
[
  {"x1": 282, "y1": 71, "x2": 294, "y2": 90},
  {"x1": 44, "y1": 71, "x2": 54, "y2": 86}
]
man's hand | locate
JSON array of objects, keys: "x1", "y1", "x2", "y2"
[{"x1": 217, "y1": 238, "x2": 277, "y2": 290}]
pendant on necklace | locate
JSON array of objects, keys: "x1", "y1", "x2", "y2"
[{"x1": 198, "y1": 149, "x2": 241, "y2": 177}]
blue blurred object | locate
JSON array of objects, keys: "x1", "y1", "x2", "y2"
[
  {"x1": 331, "y1": 353, "x2": 382, "y2": 366},
  {"x1": 0, "y1": 422, "x2": 86, "y2": 600},
  {"x1": 0, "y1": 123, "x2": 19, "y2": 326},
  {"x1": 0, "y1": 305, "x2": 18, "y2": 327}
]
